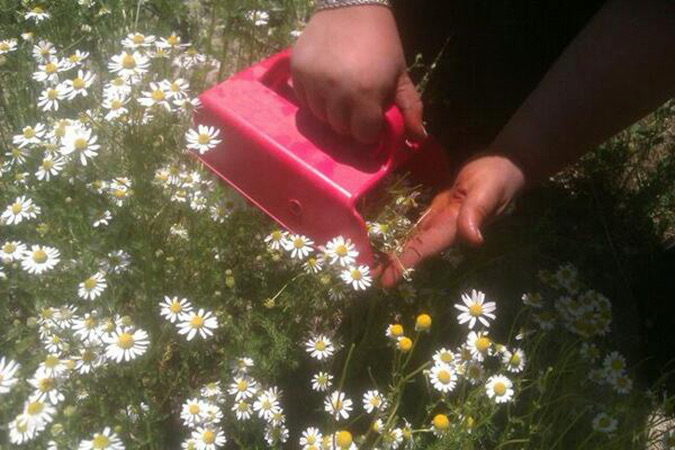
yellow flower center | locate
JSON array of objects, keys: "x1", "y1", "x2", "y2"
[
  {"x1": 170, "y1": 82, "x2": 180, "y2": 92},
  {"x1": 69, "y1": 54, "x2": 81, "y2": 63},
  {"x1": 72, "y1": 77, "x2": 85, "y2": 89},
  {"x1": 469, "y1": 303, "x2": 483, "y2": 316},
  {"x1": 45, "y1": 62, "x2": 56, "y2": 73},
  {"x1": 0, "y1": 43, "x2": 9, "y2": 51},
  {"x1": 47, "y1": 89, "x2": 58, "y2": 100},
  {"x1": 432, "y1": 414, "x2": 449, "y2": 430},
  {"x1": 416, "y1": 313, "x2": 432, "y2": 330},
  {"x1": 189, "y1": 404, "x2": 200, "y2": 415},
  {"x1": 475, "y1": 337, "x2": 491, "y2": 353},
  {"x1": 132, "y1": 34, "x2": 145, "y2": 45},
  {"x1": 27, "y1": 401, "x2": 44, "y2": 415},
  {"x1": 84, "y1": 277, "x2": 97, "y2": 290},
  {"x1": 112, "y1": 77, "x2": 124, "y2": 86},
  {"x1": 350, "y1": 269, "x2": 362, "y2": 280},
  {"x1": 85, "y1": 317, "x2": 97, "y2": 329},
  {"x1": 440, "y1": 351, "x2": 452, "y2": 363},
  {"x1": 42, "y1": 158, "x2": 54, "y2": 170},
  {"x1": 151, "y1": 89, "x2": 164, "y2": 101},
  {"x1": 3, "y1": 243, "x2": 16, "y2": 253},
  {"x1": 92, "y1": 435, "x2": 110, "y2": 449},
  {"x1": 611, "y1": 360, "x2": 624, "y2": 371},
  {"x1": 167, "y1": 35, "x2": 179, "y2": 45},
  {"x1": 197, "y1": 133, "x2": 210, "y2": 145},
  {"x1": 81, "y1": 350, "x2": 94, "y2": 362},
  {"x1": 169, "y1": 301, "x2": 182, "y2": 313},
  {"x1": 389, "y1": 324, "x2": 403, "y2": 337},
  {"x1": 509, "y1": 353, "x2": 521, "y2": 366},
  {"x1": 23, "y1": 127, "x2": 35, "y2": 138},
  {"x1": 398, "y1": 337, "x2": 413, "y2": 352},
  {"x1": 74, "y1": 137, "x2": 88, "y2": 151},
  {"x1": 32, "y1": 6, "x2": 44, "y2": 13},
  {"x1": 335, "y1": 244, "x2": 348, "y2": 256},
  {"x1": 117, "y1": 332, "x2": 134, "y2": 349},
  {"x1": 335, "y1": 431, "x2": 352, "y2": 448},
  {"x1": 45, "y1": 355, "x2": 59, "y2": 367},
  {"x1": 314, "y1": 341, "x2": 326, "y2": 351},
  {"x1": 121, "y1": 54, "x2": 136, "y2": 69},
  {"x1": 203, "y1": 430, "x2": 215, "y2": 444},
  {"x1": 32, "y1": 250, "x2": 48, "y2": 263},
  {"x1": 438, "y1": 370, "x2": 451, "y2": 384},
  {"x1": 493, "y1": 381, "x2": 507, "y2": 396},
  {"x1": 111, "y1": 99, "x2": 123, "y2": 110},
  {"x1": 39, "y1": 377, "x2": 53, "y2": 392},
  {"x1": 190, "y1": 316, "x2": 204, "y2": 328},
  {"x1": 237, "y1": 380, "x2": 248, "y2": 391}
]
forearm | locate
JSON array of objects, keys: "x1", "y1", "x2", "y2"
[{"x1": 492, "y1": 0, "x2": 675, "y2": 183}]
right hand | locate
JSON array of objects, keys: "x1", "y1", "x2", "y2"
[{"x1": 291, "y1": 6, "x2": 426, "y2": 144}]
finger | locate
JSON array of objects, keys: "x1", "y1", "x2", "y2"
[
  {"x1": 380, "y1": 201, "x2": 460, "y2": 288},
  {"x1": 350, "y1": 102, "x2": 384, "y2": 144},
  {"x1": 291, "y1": 75, "x2": 309, "y2": 109},
  {"x1": 305, "y1": 87, "x2": 328, "y2": 123},
  {"x1": 456, "y1": 185, "x2": 498, "y2": 246},
  {"x1": 395, "y1": 72, "x2": 427, "y2": 142},
  {"x1": 325, "y1": 95, "x2": 351, "y2": 136}
]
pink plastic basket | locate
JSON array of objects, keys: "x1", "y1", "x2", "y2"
[{"x1": 194, "y1": 49, "x2": 449, "y2": 266}]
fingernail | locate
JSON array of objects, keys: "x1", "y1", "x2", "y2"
[{"x1": 422, "y1": 125, "x2": 429, "y2": 139}]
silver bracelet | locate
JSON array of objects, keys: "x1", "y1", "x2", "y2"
[{"x1": 315, "y1": 0, "x2": 392, "y2": 12}]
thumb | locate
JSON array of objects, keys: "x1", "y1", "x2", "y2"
[
  {"x1": 395, "y1": 71, "x2": 427, "y2": 142},
  {"x1": 456, "y1": 187, "x2": 497, "y2": 246}
]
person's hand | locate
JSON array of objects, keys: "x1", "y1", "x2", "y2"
[
  {"x1": 291, "y1": 6, "x2": 426, "y2": 144},
  {"x1": 379, "y1": 155, "x2": 526, "y2": 287}
]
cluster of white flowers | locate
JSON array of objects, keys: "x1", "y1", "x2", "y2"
[
  {"x1": 159, "y1": 296, "x2": 219, "y2": 341},
  {"x1": 266, "y1": 232, "x2": 373, "y2": 292},
  {"x1": 3, "y1": 305, "x2": 149, "y2": 446}
]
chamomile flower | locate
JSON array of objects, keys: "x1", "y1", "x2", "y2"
[
  {"x1": 66, "y1": 50, "x2": 89, "y2": 66},
  {"x1": 186, "y1": 125, "x2": 222, "y2": 154},
  {"x1": 462, "y1": 361, "x2": 485, "y2": 385},
  {"x1": 362, "y1": 390, "x2": 387, "y2": 414},
  {"x1": 5, "y1": 146, "x2": 29, "y2": 166},
  {"x1": 35, "y1": 155, "x2": 65, "y2": 181},
  {"x1": 104, "y1": 77, "x2": 132, "y2": 97},
  {"x1": 300, "y1": 427, "x2": 323, "y2": 449},
  {"x1": 102, "y1": 94, "x2": 129, "y2": 122},
  {"x1": 253, "y1": 392, "x2": 282, "y2": 421},
  {"x1": 454, "y1": 289, "x2": 496, "y2": 329},
  {"x1": 201, "y1": 381, "x2": 224, "y2": 400},
  {"x1": 33, "y1": 58, "x2": 71, "y2": 84},
  {"x1": 311, "y1": 371, "x2": 333, "y2": 392},
  {"x1": 232, "y1": 400, "x2": 253, "y2": 421},
  {"x1": 191, "y1": 426, "x2": 226, "y2": 449},
  {"x1": 591, "y1": 412, "x2": 617, "y2": 434},
  {"x1": 283, "y1": 234, "x2": 314, "y2": 259},
  {"x1": 580, "y1": 342, "x2": 601, "y2": 362},
  {"x1": 173, "y1": 96, "x2": 202, "y2": 112},
  {"x1": 501, "y1": 348, "x2": 526, "y2": 373},
  {"x1": 162, "y1": 78, "x2": 190, "y2": 99},
  {"x1": 485, "y1": 375, "x2": 514, "y2": 404},
  {"x1": 60, "y1": 126, "x2": 100, "y2": 165},
  {"x1": 466, "y1": 331, "x2": 492, "y2": 361},
  {"x1": 8, "y1": 414, "x2": 38, "y2": 445},
  {"x1": 430, "y1": 363, "x2": 458, "y2": 393},
  {"x1": 122, "y1": 32, "x2": 156, "y2": 49},
  {"x1": 228, "y1": 376, "x2": 257, "y2": 401},
  {"x1": 341, "y1": 265, "x2": 372, "y2": 290},
  {"x1": 32, "y1": 40, "x2": 55, "y2": 62},
  {"x1": 74, "y1": 346, "x2": 105, "y2": 374},
  {"x1": 21, "y1": 245, "x2": 59, "y2": 274},
  {"x1": 265, "y1": 230, "x2": 288, "y2": 250},
  {"x1": 303, "y1": 256, "x2": 324, "y2": 274},
  {"x1": 25, "y1": 6, "x2": 51, "y2": 23},
  {"x1": 37, "y1": 354, "x2": 67, "y2": 378},
  {"x1": 432, "y1": 348, "x2": 455, "y2": 366},
  {"x1": 325, "y1": 236, "x2": 358, "y2": 267},
  {"x1": 63, "y1": 70, "x2": 95, "y2": 99},
  {"x1": 2, "y1": 241, "x2": 27, "y2": 263},
  {"x1": 181, "y1": 398, "x2": 208, "y2": 427},
  {"x1": 603, "y1": 351, "x2": 627, "y2": 376},
  {"x1": 0, "y1": 39, "x2": 18, "y2": 55},
  {"x1": 325, "y1": 391, "x2": 353, "y2": 421},
  {"x1": 157, "y1": 33, "x2": 188, "y2": 50},
  {"x1": 21, "y1": 398, "x2": 55, "y2": 430},
  {"x1": 13, "y1": 123, "x2": 46, "y2": 148},
  {"x1": 431, "y1": 414, "x2": 450, "y2": 437},
  {"x1": 37, "y1": 84, "x2": 67, "y2": 111},
  {"x1": 230, "y1": 356, "x2": 254, "y2": 375},
  {"x1": 0, "y1": 357, "x2": 20, "y2": 394},
  {"x1": 177, "y1": 308, "x2": 219, "y2": 340},
  {"x1": 305, "y1": 335, "x2": 335, "y2": 360},
  {"x1": 160, "y1": 296, "x2": 193, "y2": 323},
  {"x1": 521, "y1": 292, "x2": 544, "y2": 308},
  {"x1": 108, "y1": 51, "x2": 149, "y2": 81},
  {"x1": 139, "y1": 82, "x2": 172, "y2": 111},
  {"x1": 92, "y1": 210, "x2": 112, "y2": 228},
  {"x1": 28, "y1": 372, "x2": 62, "y2": 405},
  {"x1": 78, "y1": 427, "x2": 124, "y2": 450},
  {"x1": 103, "y1": 327, "x2": 149, "y2": 362},
  {"x1": 607, "y1": 372, "x2": 633, "y2": 394},
  {"x1": 385, "y1": 323, "x2": 404, "y2": 340},
  {"x1": 78, "y1": 272, "x2": 107, "y2": 300}
]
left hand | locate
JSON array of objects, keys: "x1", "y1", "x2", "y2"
[{"x1": 379, "y1": 154, "x2": 526, "y2": 288}]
